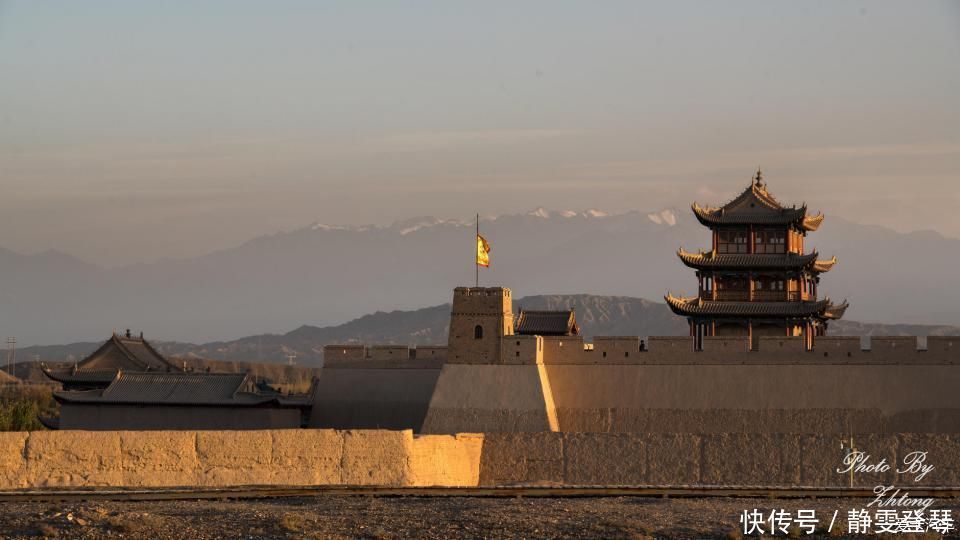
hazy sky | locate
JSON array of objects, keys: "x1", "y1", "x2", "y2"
[{"x1": 1, "y1": 1, "x2": 958, "y2": 266}]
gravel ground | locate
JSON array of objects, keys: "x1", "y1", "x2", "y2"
[{"x1": 0, "y1": 496, "x2": 958, "y2": 539}]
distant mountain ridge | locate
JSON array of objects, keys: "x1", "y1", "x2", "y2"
[
  {"x1": 2, "y1": 206, "x2": 960, "y2": 345},
  {"x1": 11, "y1": 294, "x2": 959, "y2": 369}
]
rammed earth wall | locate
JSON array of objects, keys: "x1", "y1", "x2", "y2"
[
  {"x1": 2, "y1": 430, "x2": 959, "y2": 490},
  {"x1": 477, "y1": 432, "x2": 960, "y2": 488},
  {"x1": 0, "y1": 429, "x2": 482, "y2": 490}
]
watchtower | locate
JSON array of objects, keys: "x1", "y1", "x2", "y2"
[{"x1": 448, "y1": 287, "x2": 514, "y2": 364}]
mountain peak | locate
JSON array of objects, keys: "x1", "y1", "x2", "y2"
[
  {"x1": 526, "y1": 207, "x2": 611, "y2": 219},
  {"x1": 646, "y1": 209, "x2": 678, "y2": 226}
]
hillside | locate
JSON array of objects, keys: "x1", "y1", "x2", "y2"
[{"x1": 3, "y1": 208, "x2": 960, "y2": 346}]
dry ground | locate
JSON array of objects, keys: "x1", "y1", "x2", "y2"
[{"x1": 0, "y1": 496, "x2": 958, "y2": 539}]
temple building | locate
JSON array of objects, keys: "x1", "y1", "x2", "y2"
[
  {"x1": 665, "y1": 169, "x2": 848, "y2": 350},
  {"x1": 40, "y1": 330, "x2": 314, "y2": 430}
]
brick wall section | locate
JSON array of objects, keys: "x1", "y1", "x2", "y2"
[{"x1": 0, "y1": 429, "x2": 482, "y2": 490}]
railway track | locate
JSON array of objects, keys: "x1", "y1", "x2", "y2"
[{"x1": 2, "y1": 485, "x2": 959, "y2": 502}]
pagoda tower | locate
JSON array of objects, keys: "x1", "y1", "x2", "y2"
[{"x1": 665, "y1": 169, "x2": 847, "y2": 350}]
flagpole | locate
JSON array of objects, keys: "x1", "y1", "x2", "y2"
[{"x1": 475, "y1": 213, "x2": 479, "y2": 288}]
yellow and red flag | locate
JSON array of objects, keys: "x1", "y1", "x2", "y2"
[{"x1": 476, "y1": 234, "x2": 491, "y2": 267}]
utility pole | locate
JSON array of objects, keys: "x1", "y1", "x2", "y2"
[{"x1": 5, "y1": 337, "x2": 15, "y2": 375}]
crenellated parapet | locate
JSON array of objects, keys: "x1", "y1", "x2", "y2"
[
  {"x1": 322, "y1": 344, "x2": 447, "y2": 368},
  {"x1": 323, "y1": 335, "x2": 959, "y2": 368},
  {"x1": 493, "y1": 334, "x2": 959, "y2": 365}
]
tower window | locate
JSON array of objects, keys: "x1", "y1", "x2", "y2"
[
  {"x1": 755, "y1": 229, "x2": 786, "y2": 254},
  {"x1": 717, "y1": 229, "x2": 749, "y2": 254},
  {"x1": 474, "y1": 325, "x2": 483, "y2": 339}
]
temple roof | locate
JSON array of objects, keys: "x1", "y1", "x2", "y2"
[
  {"x1": 676, "y1": 249, "x2": 836, "y2": 272},
  {"x1": 53, "y1": 371, "x2": 313, "y2": 408},
  {"x1": 691, "y1": 170, "x2": 823, "y2": 231},
  {"x1": 812, "y1": 256, "x2": 838, "y2": 273},
  {"x1": 664, "y1": 293, "x2": 847, "y2": 319},
  {"x1": 42, "y1": 331, "x2": 181, "y2": 385},
  {"x1": 822, "y1": 300, "x2": 849, "y2": 320},
  {"x1": 515, "y1": 310, "x2": 580, "y2": 336},
  {"x1": 41, "y1": 368, "x2": 119, "y2": 385}
]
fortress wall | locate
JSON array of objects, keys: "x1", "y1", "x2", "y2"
[
  {"x1": 414, "y1": 346, "x2": 448, "y2": 359},
  {"x1": 538, "y1": 336, "x2": 585, "y2": 364},
  {"x1": 309, "y1": 368, "x2": 442, "y2": 431},
  {"x1": 592, "y1": 336, "x2": 643, "y2": 362},
  {"x1": 421, "y1": 364, "x2": 558, "y2": 434},
  {"x1": 323, "y1": 357, "x2": 445, "y2": 369},
  {"x1": 478, "y1": 432, "x2": 960, "y2": 488},
  {"x1": 927, "y1": 337, "x2": 960, "y2": 355},
  {"x1": 536, "y1": 335, "x2": 958, "y2": 365},
  {"x1": 545, "y1": 364, "x2": 960, "y2": 433},
  {"x1": 815, "y1": 336, "x2": 864, "y2": 356},
  {"x1": 323, "y1": 345, "x2": 367, "y2": 361},
  {"x1": 367, "y1": 345, "x2": 413, "y2": 361},
  {"x1": 0, "y1": 429, "x2": 481, "y2": 490},
  {"x1": 501, "y1": 335, "x2": 543, "y2": 365},
  {"x1": 321, "y1": 345, "x2": 448, "y2": 366}
]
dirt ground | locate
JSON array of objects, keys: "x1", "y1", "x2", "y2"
[{"x1": 0, "y1": 496, "x2": 958, "y2": 539}]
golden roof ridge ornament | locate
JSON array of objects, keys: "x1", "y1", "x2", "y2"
[{"x1": 753, "y1": 166, "x2": 764, "y2": 189}]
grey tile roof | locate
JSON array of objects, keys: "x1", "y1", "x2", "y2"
[
  {"x1": 44, "y1": 332, "x2": 180, "y2": 386},
  {"x1": 664, "y1": 294, "x2": 847, "y2": 319},
  {"x1": 677, "y1": 250, "x2": 820, "y2": 269},
  {"x1": 690, "y1": 178, "x2": 823, "y2": 231},
  {"x1": 514, "y1": 310, "x2": 579, "y2": 336},
  {"x1": 113, "y1": 338, "x2": 172, "y2": 370},
  {"x1": 53, "y1": 371, "x2": 311, "y2": 407}
]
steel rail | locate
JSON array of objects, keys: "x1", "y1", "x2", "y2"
[{"x1": 1, "y1": 485, "x2": 959, "y2": 502}]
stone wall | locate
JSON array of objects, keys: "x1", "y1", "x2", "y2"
[
  {"x1": 0, "y1": 429, "x2": 482, "y2": 490},
  {"x1": 545, "y1": 363, "x2": 960, "y2": 433},
  {"x1": 309, "y1": 368, "x2": 441, "y2": 431},
  {"x1": 478, "y1": 432, "x2": 960, "y2": 488},
  {"x1": 421, "y1": 363, "x2": 558, "y2": 434}
]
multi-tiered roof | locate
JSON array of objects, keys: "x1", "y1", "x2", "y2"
[
  {"x1": 665, "y1": 170, "x2": 847, "y2": 339},
  {"x1": 42, "y1": 330, "x2": 181, "y2": 390}
]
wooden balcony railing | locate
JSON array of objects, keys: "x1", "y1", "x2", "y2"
[
  {"x1": 713, "y1": 291, "x2": 750, "y2": 301},
  {"x1": 707, "y1": 291, "x2": 804, "y2": 302}
]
